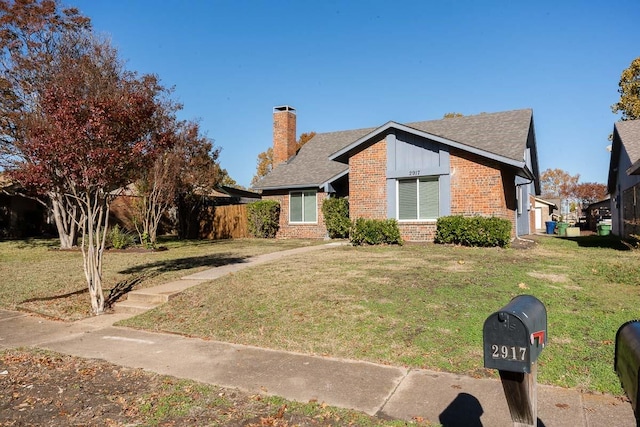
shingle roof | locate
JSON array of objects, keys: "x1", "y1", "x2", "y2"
[
  {"x1": 254, "y1": 109, "x2": 533, "y2": 190},
  {"x1": 406, "y1": 109, "x2": 532, "y2": 161},
  {"x1": 608, "y1": 120, "x2": 640, "y2": 191},
  {"x1": 255, "y1": 127, "x2": 373, "y2": 189},
  {"x1": 616, "y1": 120, "x2": 640, "y2": 174}
]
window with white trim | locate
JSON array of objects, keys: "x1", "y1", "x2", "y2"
[
  {"x1": 290, "y1": 190, "x2": 317, "y2": 223},
  {"x1": 397, "y1": 177, "x2": 439, "y2": 220}
]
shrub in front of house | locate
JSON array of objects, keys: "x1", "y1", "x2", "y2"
[
  {"x1": 350, "y1": 218, "x2": 403, "y2": 246},
  {"x1": 247, "y1": 200, "x2": 280, "y2": 238},
  {"x1": 322, "y1": 197, "x2": 350, "y2": 239},
  {"x1": 108, "y1": 224, "x2": 135, "y2": 249},
  {"x1": 435, "y1": 215, "x2": 511, "y2": 248}
]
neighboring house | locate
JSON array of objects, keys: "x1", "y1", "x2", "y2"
[
  {"x1": 205, "y1": 186, "x2": 261, "y2": 206},
  {"x1": 531, "y1": 196, "x2": 558, "y2": 231},
  {"x1": 0, "y1": 175, "x2": 49, "y2": 238},
  {"x1": 254, "y1": 106, "x2": 541, "y2": 241},
  {"x1": 607, "y1": 119, "x2": 640, "y2": 238}
]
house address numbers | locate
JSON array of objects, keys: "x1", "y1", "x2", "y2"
[
  {"x1": 408, "y1": 170, "x2": 420, "y2": 176},
  {"x1": 491, "y1": 344, "x2": 527, "y2": 361}
]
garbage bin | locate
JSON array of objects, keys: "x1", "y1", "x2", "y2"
[
  {"x1": 557, "y1": 222, "x2": 569, "y2": 236},
  {"x1": 597, "y1": 223, "x2": 611, "y2": 236},
  {"x1": 545, "y1": 221, "x2": 556, "y2": 234}
]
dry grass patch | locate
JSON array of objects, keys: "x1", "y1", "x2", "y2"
[
  {"x1": 0, "y1": 238, "x2": 325, "y2": 318},
  {"x1": 527, "y1": 271, "x2": 570, "y2": 283},
  {"x1": 121, "y1": 236, "x2": 640, "y2": 395}
]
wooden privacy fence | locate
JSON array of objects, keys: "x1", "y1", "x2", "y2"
[{"x1": 200, "y1": 204, "x2": 250, "y2": 239}]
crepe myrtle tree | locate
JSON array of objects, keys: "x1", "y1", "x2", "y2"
[
  {"x1": 11, "y1": 33, "x2": 170, "y2": 315},
  {"x1": 0, "y1": 0, "x2": 91, "y2": 248},
  {"x1": 133, "y1": 116, "x2": 222, "y2": 245}
]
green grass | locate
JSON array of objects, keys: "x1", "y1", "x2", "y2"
[
  {"x1": 2, "y1": 234, "x2": 638, "y2": 395},
  {"x1": 119, "y1": 235, "x2": 640, "y2": 395},
  {"x1": 0, "y1": 237, "x2": 324, "y2": 319}
]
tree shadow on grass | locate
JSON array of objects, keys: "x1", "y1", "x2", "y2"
[
  {"x1": 564, "y1": 235, "x2": 632, "y2": 251},
  {"x1": 20, "y1": 287, "x2": 88, "y2": 304},
  {"x1": 118, "y1": 253, "x2": 249, "y2": 276},
  {"x1": 4, "y1": 237, "x2": 60, "y2": 249}
]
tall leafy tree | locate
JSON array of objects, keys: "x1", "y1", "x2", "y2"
[
  {"x1": 573, "y1": 182, "x2": 608, "y2": 205},
  {"x1": 0, "y1": 0, "x2": 91, "y2": 247},
  {"x1": 133, "y1": 118, "x2": 222, "y2": 243},
  {"x1": 11, "y1": 32, "x2": 168, "y2": 314},
  {"x1": 540, "y1": 168, "x2": 580, "y2": 199},
  {"x1": 612, "y1": 57, "x2": 640, "y2": 121},
  {"x1": 251, "y1": 131, "x2": 315, "y2": 187},
  {"x1": 174, "y1": 121, "x2": 222, "y2": 239}
]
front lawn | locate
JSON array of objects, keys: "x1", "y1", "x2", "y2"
[
  {"x1": 0, "y1": 237, "x2": 323, "y2": 319},
  {"x1": 119, "y1": 235, "x2": 640, "y2": 395},
  {"x1": 1, "y1": 234, "x2": 638, "y2": 395}
]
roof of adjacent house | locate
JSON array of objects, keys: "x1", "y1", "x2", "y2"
[
  {"x1": 608, "y1": 119, "x2": 640, "y2": 191},
  {"x1": 254, "y1": 108, "x2": 535, "y2": 191},
  {"x1": 619, "y1": 120, "x2": 640, "y2": 175}
]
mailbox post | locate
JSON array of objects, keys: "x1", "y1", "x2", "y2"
[{"x1": 483, "y1": 295, "x2": 547, "y2": 427}]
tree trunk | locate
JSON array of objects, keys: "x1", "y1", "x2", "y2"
[
  {"x1": 79, "y1": 191, "x2": 108, "y2": 315},
  {"x1": 49, "y1": 191, "x2": 79, "y2": 249}
]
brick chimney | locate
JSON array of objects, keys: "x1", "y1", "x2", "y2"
[{"x1": 273, "y1": 106, "x2": 296, "y2": 167}]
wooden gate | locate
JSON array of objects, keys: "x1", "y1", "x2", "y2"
[{"x1": 200, "y1": 204, "x2": 250, "y2": 239}]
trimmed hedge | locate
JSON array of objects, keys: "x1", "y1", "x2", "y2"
[
  {"x1": 322, "y1": 197, "x2": 350, "y2": 239},
  {"x1": 435, "y1": 215, "x2": 511, "y2": 248},
  {"x1": 350, "y1": 218, "x2": 403, "y2": 246},
  {"x1": 247, "y1": 200, "x2": 280, "y2": 238}
]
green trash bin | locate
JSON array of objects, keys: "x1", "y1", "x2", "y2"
[
  {"x1": 557, "y1": 222, "x2": 569, "y2": 236},
  {"x1": 597, "y1": 223, "x2": 611, "y2": 236}
]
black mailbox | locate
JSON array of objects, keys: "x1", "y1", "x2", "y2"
[
  {"x1": 615, "y1": 320, "x2": 640, "y2": 421},
  {"x1": 483, "y1": 295, "x2": 547, "y2": 373}
]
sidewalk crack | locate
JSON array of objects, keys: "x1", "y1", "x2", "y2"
[{"x1": 376, "y1": 367, "x2": 411, "y2": 417}]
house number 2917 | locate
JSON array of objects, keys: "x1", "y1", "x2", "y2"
[
  {"x1": 409, "y1": 170, "x2": 420, "y2": 176},
  {"x1": 491, "y1": 344, "x2": 527, "y2": 361}
]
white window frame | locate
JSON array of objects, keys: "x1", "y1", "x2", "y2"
[
  {"x1": 289, "y1": 190, "x2": 318, "y2": 224},
  {"x1": 396, "y1": 177, "x2": 439, "y2": 221}
]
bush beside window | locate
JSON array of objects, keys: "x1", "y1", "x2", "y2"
[
  {"x1": 350, "y1": 218, "x2": 403, "y2": 246},
  {"x1": 322, "y1": 197, "x2": 350, "y2": 239},
  {"x1": 248, "y1": 200, "x2": 280, "y2": 238},
  {"x1": 435, "y1": 215, "x2": 511, "y2": 248}
]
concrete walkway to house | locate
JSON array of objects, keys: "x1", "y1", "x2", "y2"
[{"x1": 0, "y1": 242, "x2": 636, "y2": 426}]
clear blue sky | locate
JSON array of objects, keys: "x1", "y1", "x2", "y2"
[{"x1": 71, "y1": 0, "x2": 640, "y2": 189}]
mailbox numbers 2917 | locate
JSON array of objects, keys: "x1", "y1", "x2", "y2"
[{"x1": 491, "y1": 344, "x2": 527, "y2": 361}]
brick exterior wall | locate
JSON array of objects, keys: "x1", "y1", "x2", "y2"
[
  {"x1": 449, "y1": 148, "x2": 517, "y2": 236},
  {"x1": 397, "y1": 222, "x2": 438, "y2": 242},
  {"x1": 343, "y1": 140, "x2": 518, "y2": 242},
  {"x1": 262, "y1": 191, "x2": 329, "y2": 239},
  {"x1": 267, "y1": 136, "x2": 519, "y2": 242},
  {"x1": 349, "y1": 137, "x2": 387, "y2": 219}
]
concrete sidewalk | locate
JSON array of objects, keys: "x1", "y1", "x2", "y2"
[{"x1": 1, "y1": 242, "x2": 636, "y2": 426}]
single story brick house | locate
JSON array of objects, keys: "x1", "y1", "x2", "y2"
[
  {"x1": 607, "y1": 119, "x2": 640, "y2": 238},
  {"x1": 254, "y1": 106, "x2": 541, "y2": 241}
]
